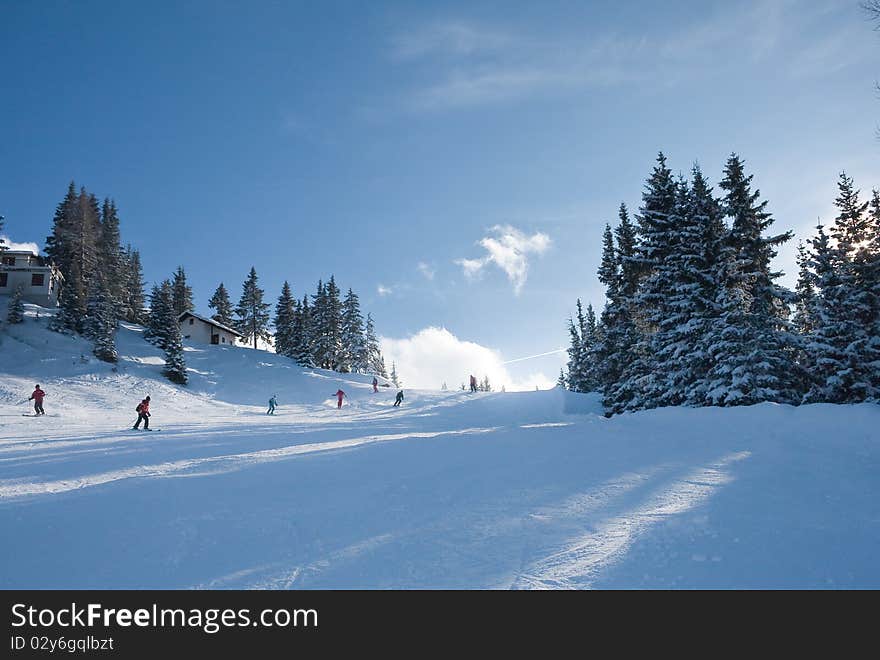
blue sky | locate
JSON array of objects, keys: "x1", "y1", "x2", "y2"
[{"x1": 1, "y1": 0, "x2": 878, "y2": 389}]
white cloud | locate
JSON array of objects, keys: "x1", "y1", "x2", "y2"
[
  {"x1": 391, "y1": 20, "x2": 513, "y2": 61},
  {"x1": 455, "y1": 225, "x2": 550, "y2": 294},
  {"x1": 0, "y1": 236, "x2": 39, "y2": 255},
  {"x1": 392, "y1": 2, "x2": 867, "y2": 111},
  {"x1": 417, "y1": 261, "x2": 435, "y2": 280},
  {"x1": 377, "y1": 284, "x2": 393, "y2": 297},
  {"x1": 380, "y1": 327, "x2": 554, "y2": 392}
]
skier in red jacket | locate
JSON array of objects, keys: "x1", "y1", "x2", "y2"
[
  {"x1": 372, "y1": 377, "x2": 378, "y2": 393},
  {"x1": 335, "y1": 389, "x2": 347, "y2": 409},
  {"x1": 28, "y1": 385, "x2": 46, "y2": 416},
  {"x1": 133, "y1": 396, "x2": 151, "y2": 430}
]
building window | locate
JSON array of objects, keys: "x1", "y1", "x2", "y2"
[
  {"x1": 31, "y1": 273, "x2": 45, "y2": 287},
  {"x1": 189, "y1": 318, "x2": 194, "y2": 325},
  {"x1": 1, "y1": 256, "x2": 14, "y2": 266},
  {"x1": 0, "y1": 273, "x2": 7, "y2": 287}
]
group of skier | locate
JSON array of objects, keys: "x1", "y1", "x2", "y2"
[
  {"x1": 265, "y1": 378, "x2": 404, "y2": 414},
  {"x1": 21, "y1": 378, "x2": 404, "y2": 427}
]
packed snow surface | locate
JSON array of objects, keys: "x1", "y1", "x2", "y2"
[{"x1": 1, "y1": 306, "x2": 878, "y2": 589}]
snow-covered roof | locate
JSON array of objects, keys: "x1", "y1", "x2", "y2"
[{"x1": 178, "y1": 311, "x2": 243, "y2": 337}]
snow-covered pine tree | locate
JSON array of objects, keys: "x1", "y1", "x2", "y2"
[
  {"x1": 593, "y1": 221, "x2": 640, "y2": 414},
  {"x1": 171, "y1": 266, "x2": 194, "y2": 317},
  {"x1": 145, "y1": 280, "x2": 174, "y2": 348},
  {"x1": 566, "y1": 314, "x2": 583, "y2": 391},
  {"x1": 565, "y1": 299, "x2": 597, "y2": 393},
  {"x1": 123, "y1": 246, "x2": 147, "y2": 324},
  {"x1": 235, "y1": 267, "x2": 272, "y2": 350},
  {"x1": 158, "y1": 282, "x2": 187, "y2": 385},
  {"x1": 804, "y1": 174, "x2": 878, "y2": 402},
  {"x1": 703, "y1": 154, "x2": 799, "y2": 407},
  {"x1": 556, "y1": 368, "x2": 567, "y2": 389},
  {"x1": 341, "y1": 288, "x2": 367, "y2": 373},
  {"x1": 50, "y1": 259, "x2": 87, "y2": 334},
  {"x1": 6, "y1": 284, "x2": 25, "y2": 324},
  {"x1": 310, "y1": 280, "x2": 327, "y2": 366},
  {"x1": 85, "y1": 273, "x2": 118, "y2": 363},
  {"x1": 98, "y1": 199, "x2": 125, "y2": 319},
  {"x1": 390, "y1": 361, "x2": 400, "y2": 388},
  {"x1": 46, "y1": 185, "x2": 101, "y2": 333},
  {"x1": 0, "y1": 214, "x2": 6, "y2": 250},
  {"x1": 208, "y1": 283, "x2": 234, "y2": 327},
  {"x1": 793, "y1": 240, "x2": 817, "y2": 336},
  {"x1": 644, "y1": 167, "x2": 725, "y2": 408},
  {"x1": 679, "y1": 165, "x2": 727, "y2": 406},
  {"x1": 273, "y1": 281, "x2": 297, "y2": 358},
  {"x1": 364, "y1": 313, "x2": 386, "y2": 376},
  {"x1": 480, "y1": 375, "x2": 491, "y2": 392},
  {"x1": 292, "y1": 294, "x2": 314, "y2": 367},
  {"x1": 868, "y1": 190, "x2": 880, "y2": 385},
  {"x1": 323, "y1": 277, "x2": 344, "y2": 369},
  {"x1": 610, "y1": 154, "x2": 678, "y2": 411}
]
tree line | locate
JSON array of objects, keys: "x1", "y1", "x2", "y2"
[
  {"x1": 204, "y1": 270, "x2": 388, "y2": 376},
  {"x1": 563, "y1": 153, "x2": 880, "y2": 415}
]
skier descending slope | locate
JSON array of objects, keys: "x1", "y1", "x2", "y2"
[
  {"x1": 372, "y1": 377, "x2": 378, "y2": 393},
  {"x1": 267, "y1": 394, "x2": 277, "y2": 415},
  {"x1": 133, "y1": 396, "x2": 152, "y2": 430},
  {"x1": 28, "y1": 385, "x2": 46, "y2": 416},
  {"x1": 335, "y1": 388, "x2": 347, "y2": 409},
  {"x1": 394, "y1": 390, "x2": 404, "y2": 407}
]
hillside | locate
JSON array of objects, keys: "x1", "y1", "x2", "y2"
[{"x1": 1, "y1": 305, "x2": 878, "y2": 589}]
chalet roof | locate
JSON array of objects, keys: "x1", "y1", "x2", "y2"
[{"x1": 178, "y1": 311, "x2": 244, "y2": 338}]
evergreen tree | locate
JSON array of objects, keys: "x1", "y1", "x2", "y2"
[
  {"x1": 292, "y1": 294, "x2": 314, "y2": 366},
  {"x1": 0, "y1": 214, "x2": 6, "y2": 250},
  {"x1": 46, "y1": 183, "x2": 101, "y2": 333},
  {"x1": 390, "y1": 361, "x2": 401, "y2": 388},
  {"x1": 235, "y1": 267, "x2": 271, "y2": 350},
  {"x1": 703, "y1": 154, "x2": 799, "y2": 406},
  {"x1": 50, "y1": 259, "x2": 87, "y2": 334},
  {"x1": 98, "y1": 199, "x2": 124, "y2": 318},
  {"x1": 643, "y1": 167, "x2": 726, "y2": 408},
  {"x1": 161, "y1": 299, "x2": 188, "y2": 385},
  {"x1": 145, "y1": 280, "x2": 174, "y2": 348},
  {"x1": 208, "y1": 283, "x2": 234, "y2": 327},
  {"x1": 593, "y1": 221, "x2": 640, "y2": 413},
  {"x1": 556, "y1": 368, "x2": 567, "y2": 389},
  {"x1": 793, "y1": 240, "x2": 817, "y2": 336},
  {"x1": 365, "y1": 313, "x2": 386, "y2": 376},
  {"x1": 85, "y1": 274, "x2": 118, "y2": 363},
  {"x1": 171, "y1": 266, "x2": 194, "y2": 317},
  {"x1": 341, "y1": 288, "x2": 367, "y2": 372},
  {"x1": 6, "y1": 284, "x2": 24, "y2": 324},
  {"x1": 566, "y1": 299, "x2": 597, "y2": 393},
  {"x1": 122, "y1": 246, "x2": 147, "y2": 324},
  {"x1": 273, "y1": 281, "x2": 297, "y2": 358},
  {"x1": 804, "y1": 174, "x2": 879, "y2": 402}
]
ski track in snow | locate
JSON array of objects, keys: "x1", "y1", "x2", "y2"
[
  {"x1": 510, "y1": 452, "x2": 751, "y2": 589},
  {"x1": 0, "y1": 427, "x2": 499, "y2": 499}
]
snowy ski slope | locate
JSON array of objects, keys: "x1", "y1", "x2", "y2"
[{"x1": 1, "y1": 305, "x2": 878, "y2": 589}]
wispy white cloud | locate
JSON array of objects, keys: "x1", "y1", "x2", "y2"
[
  {"x1": 456, "y1": 225, "x2": 551, "y2": 295},
  {"x1": 391, "y1": 20, "x2": 514, "y2": 61},
  {"x1": 417, "y1": 261, "x2": 436, "y2": 280},
  {"x1": 391, "y1": 1, "x2": 872, "y2": 111},
  {"x1": 377, "y1": 284, "x2": 394, "y2": 297},
  {"x1": 380, "y1": 327, "x2": 555, "y2": 392}
]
